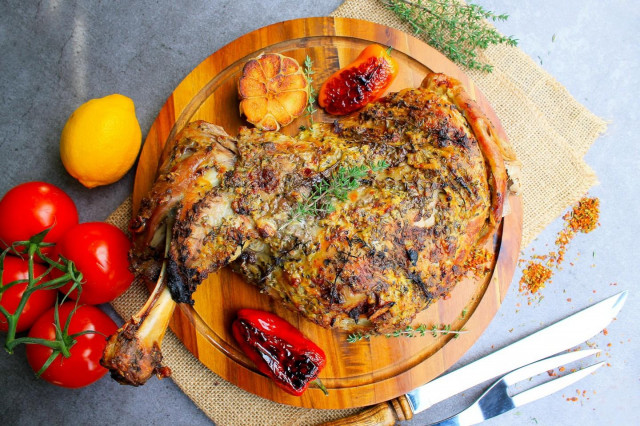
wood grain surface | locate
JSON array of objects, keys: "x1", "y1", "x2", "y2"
[{"x1": 132, "y1": 17, "x2": 523, "y2": 409}]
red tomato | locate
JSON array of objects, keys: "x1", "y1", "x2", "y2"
[
  {"x1": 0, "y1": 255, "x2": 57, "y2": 332},
  {"x1": 26, "y1": 303, "x2": 117, "y2": 388},
  {"x1": 53, "y1": 222, "x2": 134, "y2": 305},
  {"x1": 0, "y1": 182, "x2": 78, "y2": 256}
]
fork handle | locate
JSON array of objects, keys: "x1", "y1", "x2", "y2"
[{"x1": 320, "y1": 395, "x2": 414, "y2": 425}]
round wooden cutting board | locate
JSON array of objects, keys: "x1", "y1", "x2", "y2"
[{"x1": 132, "y1": 17, "x2": 522, "y2": 409}]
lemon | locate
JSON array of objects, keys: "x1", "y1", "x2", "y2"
[{"x1": 60, "y1": 94, "x2": 142, "y2": 188}]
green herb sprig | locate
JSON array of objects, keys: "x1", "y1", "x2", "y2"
[
  {"x1": 380, "y1": 0, "x2": 517, "y2": 72},
  {"x1": 347, "y1": 323, "x2": 467, "y2": 343},
  {"x1": 286, "y1": 160, "x2": 389, "y2": 227},
  {"x1": 303, "y1": 55, "x2": 317, "y2": 125}
]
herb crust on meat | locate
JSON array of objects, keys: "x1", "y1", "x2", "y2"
[{"x1": 129, "y1": 73, "x2": 515, "y2": 334}]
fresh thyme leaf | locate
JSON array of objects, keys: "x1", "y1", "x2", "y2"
[
  {"x1": 303, "y1": 55, "x2": 317, "y2": 124},
  {"x1": 286, "y1": 161, "x2": 389, "y2": 226},
  {"x1": 380, "y1": 0, "x2": 518, "y2": 72},
  {"x1": 347, "y1": 322, "x2": 468, "y2": 342},
  {"x1": 370, "y1": 160, "x2": 390, "y2": 172},
  {"x1": 347, "y1": 332, "x2": 373, "y2": 342},
  {"x1": 454, "y1": 326, "x2": 466, "y2": 339}
]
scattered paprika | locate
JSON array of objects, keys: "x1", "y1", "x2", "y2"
[{"x1": 519, "y1": 197, "x2": 600, "y2": 301}]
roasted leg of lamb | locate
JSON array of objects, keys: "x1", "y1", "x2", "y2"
[{"x1": 102, "y1": 73, "x2": 517, "y2": 385}]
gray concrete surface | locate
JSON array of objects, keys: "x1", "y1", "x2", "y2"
[{"x1": 1, "y1": 1, "x2": 638, "y2": 425}]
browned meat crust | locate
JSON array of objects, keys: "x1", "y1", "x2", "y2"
[
  {"x1": 129, "y1": 121, "x2": 237, "y2": 302},
  {"x1": 130, "y1": 73, "x2": 513, "y2": 333}
]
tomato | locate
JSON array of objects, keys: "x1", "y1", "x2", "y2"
[
  {"x1": 0, "y1": 182, "x2": 78, "y2": 256},
  {"x1": 0, "y1": 255, "x2": 57, "y2": 332},
  {"x1": 53, "y1": 222, "x2": 134, "y2": 305},
  {"x1": 26, "y1": 303, "x2": 117, "y2": 388}
]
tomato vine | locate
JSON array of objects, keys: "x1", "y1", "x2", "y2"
[{"x1": 0, "y1": 227, "x2": 86, "y2": 372}]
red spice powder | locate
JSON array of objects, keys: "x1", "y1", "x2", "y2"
[
  {"x1": 518, "y1": 197, "x2": 600, "y2": 299},
  {"x1": 566, "y1": 197, "x2": 600, "y2": 233},
  {"x1": 519, "y1": 261, "x2": 553, "y2": 294},
  {"x1": 464, "y1": 247, "x2": 494, "y2": 277}
]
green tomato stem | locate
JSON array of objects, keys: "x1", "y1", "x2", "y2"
[
  {"x1": 8, "y1": 336, "x2": 64, "y2": 352},
  {"x1": 1, "y1": 236, "x2": 85, "y2": 359}
]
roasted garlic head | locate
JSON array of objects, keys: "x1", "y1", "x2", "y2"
[{"x1": 238, "y1": 53, "x2": 309, "y2": 131}]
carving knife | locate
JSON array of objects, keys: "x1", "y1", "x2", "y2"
[{"x1": 323, "y1": 290, "x2": 627, "y2": 425}]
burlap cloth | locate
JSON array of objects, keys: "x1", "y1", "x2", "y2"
[{"x1": 106, "y1": 0, "x2": 606, "y2": 424}]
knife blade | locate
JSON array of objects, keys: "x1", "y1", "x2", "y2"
[
  {"x1": 320, "y1": 291, "x2": 627, "y2": 426},
  {"x1": 433, "y1": 350, "x2": 603, "y2": 425},
  {"x1": 406, "y1": 290, "x2": 627, "y2": 414}
]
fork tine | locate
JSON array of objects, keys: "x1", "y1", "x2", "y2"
[
  {"x1": 511, "y1": 361, "x2": 605, "y2": 407},
  {"x1": 427, "y1": 350, "x2": 603, "y2": 425},
  {"x1": 502, "y1": 349, "x2": 600, "y2": 386}
]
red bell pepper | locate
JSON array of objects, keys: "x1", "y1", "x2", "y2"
[
  {"x1": 318, "y1": 43, "x2": 399, "y2": 115},
  {"x1": 231, "y1": 309, "x2": 327, "y2": 396}
]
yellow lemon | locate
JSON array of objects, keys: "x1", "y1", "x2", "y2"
[{"x1": 60, "y1": 94, "x2": 142, "y2": 188}]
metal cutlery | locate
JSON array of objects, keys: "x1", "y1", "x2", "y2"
[
  {"x1": 428, "y1": 349, "x2": 603, "y2": 425},
  {"x1": 323, "y1": 291, "x2": 627, "y2": 425}
]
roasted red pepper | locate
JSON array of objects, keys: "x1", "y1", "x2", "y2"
[
  {"x1": 231, "y1": 309, "x2": 327, "y2": 396},
  {"x1": 318, "y1": 43, "x2": 399, "y2": 115}
]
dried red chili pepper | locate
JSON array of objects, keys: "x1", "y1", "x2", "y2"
[
  {"x1": 318, "y1": 43, "x2": 399, "y2": 115},
  {"x1": 231, "y1": 309, "x2": 327, "y2": 396}
]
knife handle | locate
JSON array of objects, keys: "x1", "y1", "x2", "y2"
[{"x1": 320, "y1": 395, "x2": 413, "y2": 426}]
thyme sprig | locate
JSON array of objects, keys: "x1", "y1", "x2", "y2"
[
  {"x1": 347, "y1": 323, "x2": 467, "y2": 343},
  {"x1": 303, "y1": 55, "x2": 317, "y2": 125},
  {"x1": 286, "y1": 160, "x2": 389, "y2": 226},
  {"x1": 380, "y1": 0, "x2": 518, "y2": 72}
]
